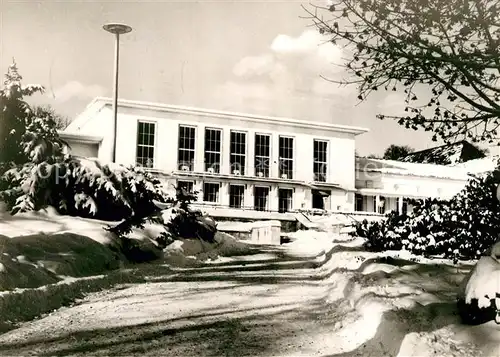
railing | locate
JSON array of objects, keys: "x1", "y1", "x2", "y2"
[
  {"x1": 190, "y1": 202, "x2": 296, "y2": 214},
  {"x1": 190, "y1": 202, "x2": 385, "y2": 216},
  {"x1": 143, "y1": 167, "x2": 344, "y2": 188}
]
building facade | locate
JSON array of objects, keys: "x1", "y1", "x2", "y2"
[
  {"x1": 61, "y1": 97, "x2": 496, "y2": 219},
  {"x1": 62, "y1": 97, "x2": 369, "y2": 213}
]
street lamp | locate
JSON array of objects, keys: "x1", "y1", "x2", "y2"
[{"x1": 103, "y1": 23, "x2": 132, "y2": 163}]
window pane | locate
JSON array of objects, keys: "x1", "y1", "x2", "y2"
[
  {"x1": 136, "y1": 121, "x2": 155, "y2": 168},
  {"x1": 230, "y1": 154, "x2": 245, "y2": 175},
  {"x1": 254, "y1": 186, "x2": 270, "y2": 211},
  {"x1": 229, "y1": 185, "x2": 245, "y2": 208},
  {"x1": 255, "y1": 134, "x2": 271, "y2": 177},
  {"x1": 230, "y1": 131, "x2": 246, "y2": 175},
  {"x1": 205, "y1": 152, "x2": 221, "y2": 172},
  {"x1": 203, "y1": 183, "x2": 220, "y2": 202},
  {"x1": 204, "y1": 128, "x2": 222, "y2": 172},
  {"x1": 278, "y1": 188, "x2": 293, "y2": 213},
  {"x1": 231, "y1": 132, "x2": 246, "y2": 155},
  {"x1": 313, "y1": 140, "x2": 328, "y2": 182},
  {"x1": 279, "y1": 136, "x2": 294, "y2": 179},
  {"x1": 178, "y1": 125, "x2": 196, "y2": 171}
]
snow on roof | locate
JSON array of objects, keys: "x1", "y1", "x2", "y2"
[
  {"x1": 357, "y1": 157, "x2": 473, "y2": 180},
  {"x1": 58, "y1": 131, "x2": 103, "y2": 143},
  {"x1": 448, "y1": 155, "x2": 498, "y2": 174}
]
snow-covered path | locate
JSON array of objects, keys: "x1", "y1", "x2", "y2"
[{"x1": 0, "y1": 236, "x2": 499, "y2": 356}]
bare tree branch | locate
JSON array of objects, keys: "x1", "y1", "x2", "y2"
[{"x1": 303, "y1": 0, "x2": 500, "y2": 143}]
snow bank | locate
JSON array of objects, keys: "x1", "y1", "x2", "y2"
[
  {"x1": 0, "y1": 232, "x2": 123, "y2": 292},
  {"x1": 162, "y1": 232, "x2": 257, "y2": 267},
  {"x1": 277, "y1": 232, "x2": 497, "y2": 356},
  {"x1": 282, "y1": 230, "x2": 336, "y2": 258},
  {"x1": 0, "y1": 204, "x2": 156, "y2": 292},
  {"x1": 0, "y1": 203, "x2": 164, "y2": 245},
  {"x1": 0, "y1": 205, "x2": 117, "y2": 244},
  {"x1": 462, "y1": 256, "x2": 500, "y2": 308}
]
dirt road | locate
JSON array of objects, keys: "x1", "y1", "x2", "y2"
[{"x1": 0, "y1": 239, "x2": 497, "y2": 357}]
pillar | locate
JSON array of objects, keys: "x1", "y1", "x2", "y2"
[
  {"x1": 222, "y1": 129, "x2": 230, "y2": 175},
  {"x1": 245, "y1": 183, "x2": 254, "y2": 210},
  {"x1": 247, "y1": 130, "x2": 255, "y2": 177},
  {"x1": 195, "y1": 180, "x2": 204, "y2": 202},
  {"x1": 220, "y1": 182, "x2": 230, "y2": 206},
  {"x1": 397, "y1": 197, "x2": 403, "y2": 214},
  {"x1": 270, "y1": 185, "x2": 279, "y2": 211},
  {"x1": 271, "y1": 134, "x2": 279, "y2": 178}
]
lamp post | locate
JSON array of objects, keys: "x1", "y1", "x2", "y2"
[{"x1": 103, "y1": 23, "x2": 132, "y2": 163}]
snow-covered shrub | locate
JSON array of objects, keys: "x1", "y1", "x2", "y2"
[
  {"x1": 457, "y1": 241, "x2": 500, "y2": 325},
  {"x1": 107, "y1": 187, "x2": 217, "y2": 251},
  {"x1": 1, "y1": 157, "x2": 171, "y2": 221},
  {"x1": 165, "y1": 188, "x2": 217, "y2": 244},
  {"x1": 354, "y1": 165, "x2": 500, "y2": 262}
]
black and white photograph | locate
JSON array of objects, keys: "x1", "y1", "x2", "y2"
[{"x1": 0, "y1": 0, "x2": 500, "y2": 355}]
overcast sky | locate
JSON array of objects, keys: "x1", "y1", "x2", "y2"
[{"x1": 1, "y1": 0, "x2": 441, "y2": 156}]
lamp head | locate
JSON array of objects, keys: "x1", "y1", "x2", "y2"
[{"x1": 103, "y1": 23, "x2": 132, "y2": 35}]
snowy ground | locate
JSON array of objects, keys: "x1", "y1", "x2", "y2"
[{"x1": 1, "y1": 227, "x2": 499, "y2": 356}]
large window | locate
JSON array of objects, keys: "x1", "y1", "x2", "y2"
[
  {"x1": 178, "y1": 125, "x2": 196, "y2": 171},
  {"x1": 229, "y1": 185, "x2": 245, "y2": 209},
  {"x1": 204, "y1": 128, "x2": 222, "y2": 173},
  {"x1": 278, "y1": 188, "x2": 293, "y2": 213},
  {"x1": 313, "y1": 140, "x2": 328, "y2": 182},
  {"x1": 279, "y1": 136, "x2": 294, "y2": 179},
  {"x1": 230, "y1": 131, "x2": 246, "y2": 175},
  {"x1": 254, "y1": 186, "x2": 270, "y2": 211},
  {"x1": 136, "y1": 121, "x2": 155, "y2": 168},
  {"x1": 255, "y1": 134, "x2": 271, "y2": 178},
  {"x1": 203, "y1": 182, "x2": 220, "y2": 203}
]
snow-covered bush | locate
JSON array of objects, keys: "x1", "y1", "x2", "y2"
[
  {"x1": 107, "y1": 187, "x2": 217, "y2": 250},
  {"x1": 457, "y1": 241, "x2": 500, "y2": 325},
  {"x1": 1, "y1": 157, "x2": 171, "y2": 221},
  {"x1": 354, "y1": 165, "x2": 500, "y2": 262}
]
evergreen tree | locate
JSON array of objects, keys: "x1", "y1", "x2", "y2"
[{"x1": 0, "y1": 59, "x2": 64, "y2": 167}]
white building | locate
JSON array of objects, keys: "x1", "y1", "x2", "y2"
[
  {"x1": 61, "y1": 97, "x2": 369, "y2": 213},
  {"x1": 60, "y1": 97, "x2": 497, "y2": 218},
  {"x1": 354, "y1": 157, "x2": 496, "y2": 215}
]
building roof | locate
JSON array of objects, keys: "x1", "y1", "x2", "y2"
[
  {"x1": 58, "y1": 131, "x2": 103, "y2": 144},
  {"x1": 356, "y1": 157, "x2": 474, "y2": 180},
  {"x1": 67, "y1": 97, "x2": 370, "y2": 136},
  {"x1": 399, "y1": 140, "x2": 486, "y2": 165}
]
